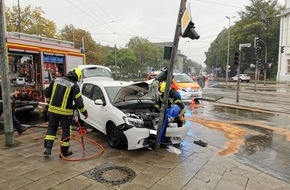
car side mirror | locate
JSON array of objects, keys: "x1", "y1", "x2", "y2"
[{"x1": 94, "y1": 99, "x2": 106, "y2": 106}]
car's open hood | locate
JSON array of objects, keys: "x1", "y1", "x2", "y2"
[{"x1": 113, "y1": 81, "x2": 156, "y2": 104}]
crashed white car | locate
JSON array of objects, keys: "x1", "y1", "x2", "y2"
[{"x1": 74, "y1": 80, "x2": 189, "y2": 150}]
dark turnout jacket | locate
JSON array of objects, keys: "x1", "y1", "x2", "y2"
[{"x1": 45, "y1": 70, "x2": 87, "y2": 116}]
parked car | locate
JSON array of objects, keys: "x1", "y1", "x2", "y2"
[
  {"x1": 173, "y1": 73, "x2": 202, "y2": 101},
  {"x1": 74, "y1": 80, "x2": 189, "y2": 150},
  {"x1": 230, "y1": 74, "x2": 251, "y2": 83},
  {"x1": 145, "y1": 72, "x2": 202, "y2": 101}
]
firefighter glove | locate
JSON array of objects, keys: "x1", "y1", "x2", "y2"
[{"x1": 82, "y1": 110, "x2": 88, "y2": 119}]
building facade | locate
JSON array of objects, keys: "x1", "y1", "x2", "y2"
[{"x1": 277, "y1": 0, "x2": 290, "y2": 82}]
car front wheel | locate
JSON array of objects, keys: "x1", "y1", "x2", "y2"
[{"x1": 106, "y1": 123, "x2": 123, "y2": 149}]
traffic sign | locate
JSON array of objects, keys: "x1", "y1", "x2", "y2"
[
  {"x1": 239, "y1": 43, "x2": 251, "y2": 50},
  {"x1": 181, "y1": 3, "x2": 192, "y2": 36}
]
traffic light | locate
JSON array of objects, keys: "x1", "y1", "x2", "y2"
[
  {"x1": 164, "y1": 46, "x2": 172, "y2": 59},
  {"x1": 181, "y1": 21, "x2": 200, "y2": 40},
  {"x1": 254, "y1": 37, "x2": 260, "y2": 56},
  {"x1": 281, "y1": 46, "x2": 284, "y2": 53},
  {"x1": 258, "y1": 59, "x2": 262, "y2": 68},
  {"x1": 254, "y1": 37, "x2": 260, "y2": 49},
  {"x1": 234, "y1": 52, "x2": 239, "y2": 66},
  {"x1": 255, "y1": 48, "x2": 259, "y2": 57}
]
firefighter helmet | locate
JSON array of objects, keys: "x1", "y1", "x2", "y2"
[{"x1": 72, "y1": 67, "x2": 82, "y2": 82}]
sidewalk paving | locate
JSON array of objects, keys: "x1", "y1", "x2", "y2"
[
  {"x1": 0, "y1": 82, "x2": 290, "y2": 190},
  {"x1": 1, "y1": 125, "x2": 290, "y2": 190}
]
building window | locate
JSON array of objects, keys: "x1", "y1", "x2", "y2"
[{"x1": 288, "y1": 59, "x2": 290, "y2": 73}]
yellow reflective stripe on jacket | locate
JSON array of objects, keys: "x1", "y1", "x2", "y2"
[
  {"x1": 79, "y1": 107, "x2": 86, "y2": 113},
  {"x1": 61, "y1": 88, "x2": 71, "y2": 109},
  {"x1": 50, "y1": 82, "x2": 57, "y2": 104},
  {"x1": 48, "y1": 105, "x2": 73, "y2": 115},
  {"x1": 45, "y1": 135, "x2": 55, "y2": 141},
  {"x1": 174, "y1": 99, "x2": 183, "y2": 104},
  {"x1": 154, "y1": 104, "x2": 160, "y2": 109},
  {"x1": 179, "y1": 108, "x2": 185, "y2": 115},
  {"x1": 75, "y1": 92, "x2": 81, "y2": 99}
]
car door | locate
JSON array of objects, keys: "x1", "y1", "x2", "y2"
[
  {"x1": 87, "y1": 85, "x2": 107, "y2": 134},
  {"x1": 81, "y1": 83, "x2": 94, "y2": 125}
]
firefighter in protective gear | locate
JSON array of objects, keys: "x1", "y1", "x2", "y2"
[
  {"x1": 43, "y1": 67, "x2": 88, "y2": 157},
  {"x1": 153, "y1": 82, "x2": 185, "y2": 127}
]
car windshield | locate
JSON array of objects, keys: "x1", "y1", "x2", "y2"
[
  {"x1": 174, "y1": 74, "x2": 194, "y2": 83},
  {"x1": 105, "y1": 86, "x2": 123, "y2": 102},
  {"x1": 82, "y1": 67, "x2": 113, "y2": 79}
]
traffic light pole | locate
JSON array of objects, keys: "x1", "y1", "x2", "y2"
[
  {"x1": 260, "y1": 39, "x2": 267, "y2": 86},
  {"x1": 236, "y1": 49, "x2": 241, "y2": 103},
  {"x1": 254, "y1": 58, "x2": 258, "y2": 91},
  {"x1": 155, "y1": 0, "x2": 186, "y2": 149},
  {"x1": 236, "y1": 43, "x2": 251, "y2": 102}
]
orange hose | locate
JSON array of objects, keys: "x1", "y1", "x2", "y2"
[
  {"x1": 59, "y1": 119, "x2": 104, "y2": 161},
  {"x1": 60, "y1": 134, "x2": 104, "y2": 161}
]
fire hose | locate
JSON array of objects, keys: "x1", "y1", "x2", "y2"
[{"x1": 59, "y1": 119, "x2": 104, "y2": 161}]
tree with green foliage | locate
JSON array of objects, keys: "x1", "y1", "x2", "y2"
[
  {"x1": 6, "y1": 5, "x2": 57, "y2": 38},
  {"x1": 118, "y1": 48, "x2": 137, "y2": 76},
  {"x1": 59, "y1": 24, "x2": 103, "y2": 64},
  {"x1": 205, "y1": 0, "x2": 283, "y2": 79},
  {"x1": 126, "y1": 36, "x2": 163, "y2": 75}
]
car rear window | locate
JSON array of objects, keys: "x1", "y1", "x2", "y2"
[{"x1": 82, "y1": 67, "x2": 113, "y2": 79}]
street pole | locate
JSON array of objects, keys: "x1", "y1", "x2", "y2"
[
  {"x1": 114, "y1": 44, "x2": 117, "y2": 78},
  {"x1": 17, "y1": 0, "x2": 21, "y2": 32},
  {"x1": 260, "y1": 39, "x2": 267, "y2": 86},
  {"x1": 236, "y1": 49, "x2": 241, "y2": 103},
  {"x1": 254, "y1": 57, "x2": 258, "y2": 91},
  {"x1": 0, "y1": 0, "x2": 15, "y2": 146},
  {"x1": 237, "y1": 43, "x2": 251, "y2": 102},
  {"x1": 81, "y1": 37, "x2": 85, "y2": 53},
  {"x1": 225, "y1": 16, "x2": 235, "y2": 87},
  {"x1": 155, "y1": 0, "x2": 186, "y2": 149}
]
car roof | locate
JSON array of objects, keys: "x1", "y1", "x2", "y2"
[{"x1": 78, "y1": 65, "x2": 111, "y2": 72}]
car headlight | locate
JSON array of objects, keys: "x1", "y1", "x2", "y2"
[{"x1": 123, "y1": 117, "x2": 144, "y2": 128}]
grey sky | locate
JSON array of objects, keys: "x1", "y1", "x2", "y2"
[{"x1": 6, "y1": 0, "x2": 286, "y2": 66}]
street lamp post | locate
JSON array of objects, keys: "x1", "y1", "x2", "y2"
[
  {"x1": 225, "y1": 16, "x2": 235, "y2": 87},
  {"x1": 237, "y1": 43, "x2": 251, "y2": 102}
]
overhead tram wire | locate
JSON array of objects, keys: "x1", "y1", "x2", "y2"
[
  {"x1": 90, "y1": 0, "x2": 174, "y2": 43},
  {"x1": 190, "y1": 0, "x2": 243, "y2": 9},
  {"x1": 90, "y1": 0, "x2": 140, "y2": 37},
  {"x1": 64, "y1": 0, "x2": 127, "y2": 44},
  {"x1": 75, "y1": 0, "x2": 128, "y2": 44}
]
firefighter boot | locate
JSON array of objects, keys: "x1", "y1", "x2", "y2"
[
  {"x1": 43, "y1": 140, "x2": 53, "y2": 156},
  {"x1": 43, "y1": 148, "x2": 51, "y2": 156},
  {"x1": 59, "y1": 146, "x2": 73, "y2": 158}
]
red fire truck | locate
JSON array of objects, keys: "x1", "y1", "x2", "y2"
[{"x1": 5, "y1": 32, "x2": 86, "y2": 111}]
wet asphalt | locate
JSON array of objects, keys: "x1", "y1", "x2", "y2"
[
  {"x1": 2, "y1": 80, "x2": 290, "y2": 184},
  {"x1": 195, "y1": 81, "x2": 290, "y2": 182}
]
